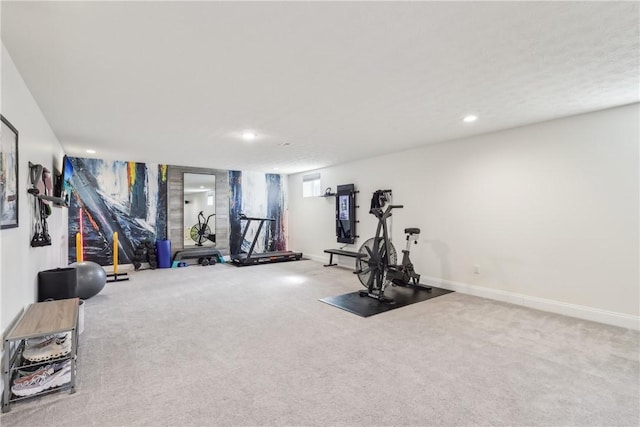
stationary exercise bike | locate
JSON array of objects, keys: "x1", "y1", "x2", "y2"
[
  {"x1": 190, "y1": 211, "x2": 216, "y2": 246},
  {"x1": 355, "y1": 190, "x2": 431, "y2": 303},
  {"x1": 387, "y1": 227, "x2": 424, "y2": 288}
]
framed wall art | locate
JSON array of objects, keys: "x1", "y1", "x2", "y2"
[{"x1": 1, "y1": 115, "x2": 19, "y2": 229}]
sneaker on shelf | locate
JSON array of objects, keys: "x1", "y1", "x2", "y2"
[
  {"x1": 22, "y1": 333, "x2": 72, "y2": 362},
  {"x1": 13, "y1": 359, "x2": 71, "y2": 385},
  {"x1": 25, "y1": 332, "x2": 69, "y2": 348},
  {"x1": 11, "y1": 361, "x2": 71, "y2": 397},
  {"x1": 13, "y1": 364, "x2": 55, "y2": 386}
]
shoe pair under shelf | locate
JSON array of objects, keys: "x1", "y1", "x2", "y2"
[
  {"x1": 11, "y1": 360, "x2": 72, "y2": 397},
  {"x1": 22, "y1": 332, "x2": 72, "y2": 362}
]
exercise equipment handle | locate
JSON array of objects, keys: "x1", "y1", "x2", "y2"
[
  {"x1": 76, "y1": 233, "x2": 83, "y2": 262},
  {"x1": 113, "y1": 232, "x2": 119, "y2": 275},
  {"x1": 239, "y1": 215, "x2": 275, "y2": 221},
  {"x1": 390, "y1": 205, "x2": 404, "y2": 209}
]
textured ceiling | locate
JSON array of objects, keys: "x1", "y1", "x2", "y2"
[{"x1": 1, "y1": 2, "x2": 638, "y2": 174}]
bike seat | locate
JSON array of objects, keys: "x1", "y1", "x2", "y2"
[{"x1": 404, "y1": 228, "x2": 420, "y2": 235}]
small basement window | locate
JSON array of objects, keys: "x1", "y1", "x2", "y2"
[{"x1": 302, "y1": 173, "x2": 321, "y2": 197}]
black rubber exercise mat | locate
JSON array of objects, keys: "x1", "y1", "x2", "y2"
[{"x1": 320, "y1": 285, "x2": 453, "y2": 317}]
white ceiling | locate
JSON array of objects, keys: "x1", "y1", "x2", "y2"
[{"x1": 2, "y1": 1, "x2": 638, "y2": 175}]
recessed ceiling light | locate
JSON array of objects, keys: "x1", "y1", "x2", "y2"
[
  {"x1": 86, "y1": 149, "x2": 96, "y2": 154},
  {"x1": 273, "y1": 167, "x2": 280, "y2": 171},
  {"x1": 242, "y1": 131, "x2": 257, "y2": 141},
  {"x1": 199, "y1": 186, "x2": 204, "y2": 189},
  {"x1": 463, "y1": 115, "x2": 478, "y2": 123}
]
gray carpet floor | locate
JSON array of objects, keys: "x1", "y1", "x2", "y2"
[{"x1": 2, "y1": 260, "x2": 638, "y2": 426}]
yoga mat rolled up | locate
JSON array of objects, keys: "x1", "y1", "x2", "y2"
[{"x1": 156, "y1": 239, "x2": 171, "y2": 269}]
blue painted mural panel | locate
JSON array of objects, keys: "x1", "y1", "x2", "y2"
[
  {"x1": 67, "y1": 157, "x2": 167, "y2": 266},
  {"x1": 229, "y1": 170, "x2": 288, "y2": 255}
]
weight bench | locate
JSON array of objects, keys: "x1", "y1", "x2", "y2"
[{"x1": 323, "y1": 249, "x2": 365, "y2": 267}]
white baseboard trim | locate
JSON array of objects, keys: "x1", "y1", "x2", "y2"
[
  {"x1": 305, "y1": 253, "x2": 328, "y2": 264},
  {"x1": 422, "y1": 276, "x2": 640, "y2": 331},
  {"x1": 302, "y1": 254, "x2": 638, "y2": 330}
]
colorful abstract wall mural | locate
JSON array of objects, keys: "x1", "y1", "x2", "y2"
[
  {"x1": 67, "y1": 157, "x2": 167, "y2": 266},
  {"x1": 229, "y1": 171, "x2": 288, "y2": 255}
]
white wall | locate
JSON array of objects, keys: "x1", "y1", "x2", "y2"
[
  {"x1": 289, "y1": 104, "x2": 639, "y2": 329},
  {"x1": 1, "y1": 44, "x2": 68, "y2": 333}
]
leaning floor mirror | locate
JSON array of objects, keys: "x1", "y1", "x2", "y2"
[{"x1": 183, "y1": 173, "x2": 216, "y2": 248}]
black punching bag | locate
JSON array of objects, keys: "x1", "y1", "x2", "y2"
[{"x1": 38, "y1": 267, "x2": 77, "y2": 301}]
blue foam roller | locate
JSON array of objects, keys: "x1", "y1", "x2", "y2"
[{"x1": 156, "y1": 240, "x2": 171, "y2": 269}]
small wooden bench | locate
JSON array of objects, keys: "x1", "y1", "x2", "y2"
[{"x1": 323, "y1": 249, "x2": 365, "y2": 267}]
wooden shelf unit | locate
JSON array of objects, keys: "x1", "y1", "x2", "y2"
[{"x1": 2, "y1": 298, "x2": 79, "y2": 413}]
